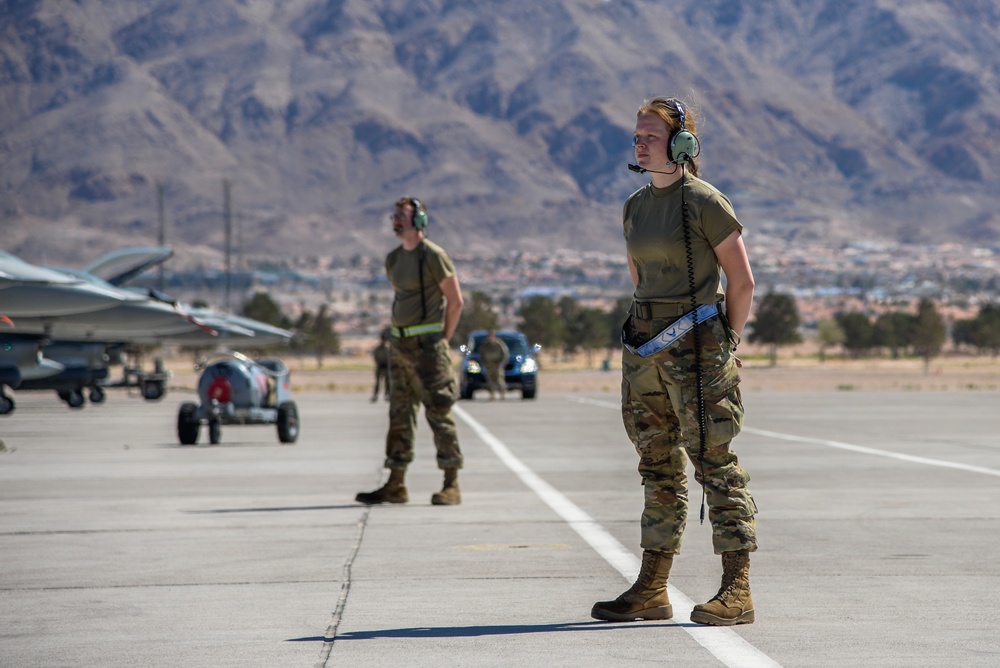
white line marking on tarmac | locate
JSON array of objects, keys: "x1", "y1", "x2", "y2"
[
  {"x1": 453, "y1": 404, "x2": 782, "y2": 668},
  {"x1": 742, "y1": 427, "x2": 1000, "y2": 478},
  {"x1": 570, "y1": 396, "x2": 1000, "y2": 478}
]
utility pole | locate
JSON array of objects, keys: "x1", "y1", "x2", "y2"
[
  {"x1": 223, "y1": 179, "x2": 232, "y2": 312},
  {"x1": 157, "y1": 182, "x2": 165, "y2": 293},
  {"x1": 237, "y1": 210, "x2": 243, "y2": 275}
]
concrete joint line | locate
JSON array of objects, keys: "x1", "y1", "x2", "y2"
[{"x1": 315, "y1": 501, "x2": 372, "y2": 667}]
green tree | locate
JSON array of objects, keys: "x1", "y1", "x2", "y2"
[
  {"x1": 557, "y1": 296, "x2": 583, "y2": 356},
  {"x1": 873, "y1": 311, "x2": 917, "y2": 359},
  {"x1": 290, "y1": 310, "x2": 314, "y2": 357},
  {"x1": 747, "y1": 292, "x2": 802, "y2": 366},
  {"x1": 951, "y1": 317, "x2": 977, "y2": 352},
  {"x1": 451, "y1": 291, "x2": 499, "y2": 346},
  {"x1": 557, "y1": 296, "x2": 610, "y2": 367},
  {"x1": 308, "y1": 304, "x2": 340, "y2": 368},
  {"x1": 968, "y1": 304, "x2": 1000, "y2": 356},
  {"x1": 581, "y1": 308, "x2": 612, "y2": 367},
  {"x1": 289, "y1": 306, "x2": 340, "y2": 366},
  {"x1": 241, "y1": 291, "x2": 291, "y2": 329},
  {"x1": 517, "y1": 295, "x2": 564, "y2": 355},
  {"x1": 835, "y1": 312, "x2": 875, "y2": 358},
  {"x1": 608, "y1": 297, "x2": 632, "y2": 349},
  {"x1": 816, "y1": 319, "x2": 845, "y2": 362},
  {"x1": 911, "y1": 298, "x2": 946, "y2": 373}
]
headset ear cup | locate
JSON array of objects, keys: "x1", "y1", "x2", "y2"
[
  {"x1": 670, "y1": 129, "x2": 699, "y2": 164},
  {"x1": 413, "y1": 209, "x2": 428, "y2": 230},
  {"x1": 409, "y1": 198, "x2": 428, "y2": 229}
]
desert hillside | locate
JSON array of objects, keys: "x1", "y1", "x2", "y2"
[{"x1": 2, "y1": 0, "x2": 1000, "y2": 269}]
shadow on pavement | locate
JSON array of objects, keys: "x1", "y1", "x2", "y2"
[{"x1": 287, "y1": 620, "x2": 690, "y2": 642}]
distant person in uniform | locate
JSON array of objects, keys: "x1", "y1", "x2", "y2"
[
  {"x1": 370, "y1": 329, "x2": 390, "y2": 402},
  {"x1": 478, "y1": 330, "x2": 509, "y2": 400},
  {"x1": 356, "y1": 197, "x2": 465, "y2": 506},
  {"x1": 591, "y1": 97, "x2": 758, "y2": 627}
]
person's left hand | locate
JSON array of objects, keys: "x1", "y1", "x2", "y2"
[{"x1": 734, "y1": 356, "x2": 743, "y2": 369}]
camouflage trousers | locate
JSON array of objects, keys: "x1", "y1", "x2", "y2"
[
  {"x1": 621, "y1": 312, "x2": 758, "y2": 555},
  {"x1": 385, "y1": 333, "x2": 463, "y2": 471},
  {"x1": 484, "y1": 362, "x2": 505, "y2": 398},
  {"x1": 372, "y1": 365, "x2": 389, "y2": 398}
]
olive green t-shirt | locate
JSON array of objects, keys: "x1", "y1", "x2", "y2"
[
  {"x1": 623, "y1": 172, "x2": 742, "y2": 304},
  {"x1": 386, "y1": 239, "x2": 456, "y2": 328}
]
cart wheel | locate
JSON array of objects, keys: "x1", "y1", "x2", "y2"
[
  {"x1": 208, "y1": 419, "x2": 222, "y2": 445},
  {"x1": 177, "y1": 402, "x2": 200, "y2": 445},
  {"x1": 89, "y1": 386, "x2": 106, "y2": 404},
  {"x1": 143, "y1": 379, "x2": 166, "y2": 401},
  {"x1": 277, "y1": 401, "x2": 299, "y2": 444}
]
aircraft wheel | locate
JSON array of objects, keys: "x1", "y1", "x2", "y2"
[
  {"x1": 0, "y1": 394, "x2": 14, "y2": 415},
  {"x1": 277, "y1": 401, "x2": 299, "y2": 444},
  {"x1": 208, "y1": 419, "x2": 222, "y2": 445},
  {"x1": 177, "y1": 403, "x2": 200, "y2": 445},
  {"x1": 89, "y1": 387, "x2": 106, "y2": 403},
  {"x1": 59, "y1": 389, "x2": 86, "y2": 409},
  {"x1": 143, "y1": 380, "x2": 166, "y2": 401}
]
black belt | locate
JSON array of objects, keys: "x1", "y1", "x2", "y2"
[{"x1": 628, "y1": 301, "x2": 689, "y2": 320}]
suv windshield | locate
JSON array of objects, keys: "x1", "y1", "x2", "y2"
[{"x1": 471, "y1": 333, "x2": 529, "y2": 357}]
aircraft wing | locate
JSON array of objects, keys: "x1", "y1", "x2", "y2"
[
  {"x1": 9, "y1": 301, "x2": 214, "y2": 342},
  {"x1": 1, "y1": 262, "x2": 214, "y2": 344},
  {"x1": 83, "y1": 246, "x2": 174, "y2": 286},
  {"x1": 182, "y1": 308, "x2": 293, "y2": 347},
  {"x1": 1, "y1": 251, "x2": 132, "y2": 318},
  {"x1": 2, "y1": 252, "x2": 291, "y2": 348}
]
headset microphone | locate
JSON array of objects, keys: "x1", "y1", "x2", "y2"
[{"x1": 627, "y1": 163, "x2": 678, "y2": 175}]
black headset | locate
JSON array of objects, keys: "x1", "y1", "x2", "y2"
[{"x1": 410, "y1": 198, "x2": 428, "y2": 230}]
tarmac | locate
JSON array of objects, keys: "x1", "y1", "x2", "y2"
[{"x1": 2, "y1": 384, "x2": 999, "y2": 667}]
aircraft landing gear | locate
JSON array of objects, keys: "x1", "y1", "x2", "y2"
[
  {"x1": 58, "y1": 388, "x2": 85, "y2": 409},
  {"x1": 0, "y1": 391, "x2": 14, "y2": 415}
]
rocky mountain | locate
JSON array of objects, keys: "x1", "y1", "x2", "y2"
[{"x1": 2, "y1": 0, "x2": 999, "y2": 270}]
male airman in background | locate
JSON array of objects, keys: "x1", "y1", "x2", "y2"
[
  {"x1": 356, "y1": 197, "x2": 465, "y2": 506},
  {"x1": 479, "y1": 329, "x2": 509, "y2": 400},
  {"x1": 370, "y1": 328, "x2": 390, "y2": 402}
]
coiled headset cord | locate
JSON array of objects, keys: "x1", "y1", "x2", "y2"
[{"x1": 679, "y1": 167, "x2": 709, "y2": 525}]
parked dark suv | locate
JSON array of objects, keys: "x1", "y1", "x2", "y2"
[{"x1": 459, "y1": 330, "x2": 540, "y2": 400}]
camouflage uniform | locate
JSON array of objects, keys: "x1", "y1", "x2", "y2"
[
  {"x1": 618, "y1": 171, "x2": 758, "y2": 557},
  {"x1": 622, "y1": 311, "x2": 757, "y2": 555},
  {"x1": 382, "y1": 238, "x2": 463, "y2": 472},
  {"x1": 384, "y1": 332, "x2": 462, "y2": 470},
  {"x1": 371, "y1": 340, "x2": 389, "y2": 401},
  {"x1": 479, "y1": 336, "x2": 509, "y2": 399}
]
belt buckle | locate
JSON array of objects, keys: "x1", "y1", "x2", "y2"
[{"x1": 636, "y1": 302, "x2": 652, "y2": 320}]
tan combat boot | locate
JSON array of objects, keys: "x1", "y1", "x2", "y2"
[
  {"x1": 430, "y1": 468, "x2": 461, "y2": 505},
  {"x1": 591, "y1": 550, "x2": 673, "y2": 621},
  {"x1": 355, "y1": 469, "x2": 408, "y2": 504},
  {"x1": 690, "y1": 550, "x2": 754, "y2": 626}
]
